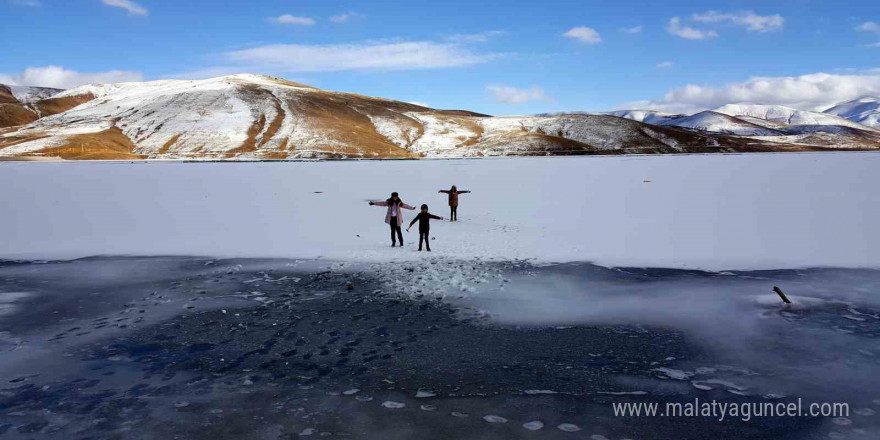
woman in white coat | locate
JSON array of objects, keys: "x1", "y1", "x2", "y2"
[{"x1": 368, "y1": 192, "x2": 415, "y2": 247}]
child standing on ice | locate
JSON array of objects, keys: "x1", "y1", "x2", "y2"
[
  {"x1": 368, "y1": 192, "x2": 415, "y2": 247},
  {"x1": 439, "y1": 185, "x2": 471, "y2": 221},
  {"x1": 407, "y1": 204, "x2": 444, "y2": 252}
]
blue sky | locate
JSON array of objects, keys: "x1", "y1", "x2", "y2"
[{"x1": 1, "y1": 0, "x2": 878, "y2": 115}]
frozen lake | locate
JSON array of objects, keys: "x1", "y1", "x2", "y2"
[
  {"x1": 1, "y1": 152, "x2": 879, "y2": 269},
  {"x1": 0, "y1": 154, "x2": 879, "y2": 438}
]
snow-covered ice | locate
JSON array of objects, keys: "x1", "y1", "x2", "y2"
[
  {"x1": 1, "y1": 153, "x2": 878, "y2": 271},
  {"x1": 381, "y1": 401, "x2": 406, "y2": 409},
  {"x1": 522, "y1": 420, "x2": 544, "y2": 430},
  {"x1": 557, "y1": 423, "x2": 581, "y2": 432}
]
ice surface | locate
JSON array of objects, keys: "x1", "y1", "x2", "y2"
[
  {"x1": 1, "y1": 153, "x2": 879, "y2": 271},
  {"x1": 0, "y1": 291, "x2": 31, "y2": 316}
]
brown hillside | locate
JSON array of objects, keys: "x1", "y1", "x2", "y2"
[
  {"x1": 0, "y1": 104, "x2": 39, "y2": 128},
  {"x1": 0, "y1": 85, "x2": 19, "y2": 104},
  {"x1": 25, "y1": 127, "x2": 145, "y2": 160},
  {"x1": 34, "y1": 93, "x2": 96, "y2": 117}
]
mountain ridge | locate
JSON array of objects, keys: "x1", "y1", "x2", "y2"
[{"x1": 1, "y1": 74, "x2": 878, "y2": 160}]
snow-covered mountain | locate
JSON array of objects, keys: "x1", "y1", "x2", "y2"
[
  {"x1": 605, "y1": 110, "x2": 678, "y2": 125},
  {"x1": 714, "y1": 103, "x2": 871, "y2": 131},
  {"x1": 608, "y1": 109, "x2": 785, "y2": 136},
  {"x1": 7, "y1": 85, "x2": 63, "y2": 103},
  {"x1": 1, "y1": 74, "x2": 879, "y2": 160},
  {"x1": 658, "y1": 111, "x2": 785, "y2": 136},
  {"x1": 608, "y1": 103, "x2": 880, "y2": 144},
  {"x1": 3, "y1": 74, "x2": 805, "y2": 160},
  {"x1": 823, "y1": 96, "x2": 880, "y2": 128}
]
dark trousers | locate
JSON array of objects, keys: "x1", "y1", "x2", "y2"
[
  {"x1": 390, "y1": 218, "x2": 403, "y2": 245},
  {"x1": 419, "y1": 230, "x2": 430, "y2": 250},
  {"x1": 450, "y1": 206, "x2": 458, "y2": 221}
]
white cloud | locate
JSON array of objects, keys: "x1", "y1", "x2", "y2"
[
  {"x1": 692, "y1": 11, "x2": 784, "y2": 33},
  {"x1": 563, "y1": 27, "x2": 602, "y2": 44},
  {"x1": 329, "y1": 12, "x2": 363, "y2": 23},
  {"x1": 444, "y1": 30, "x2": 506, "y2": 44},
  {"x1": 0, "y1": 66, "x2": 143, "y2": 89},
  {"x1": 222, "y1": 41, "x2": 499, "y2": 72},
  {"x1": 487, "y1": 85, "x2": 551, "y2": 105},
  {"x1": 666, "y1": 17, "x2": 718, "y2": 40},
  {"x1": 101, "y1": 0, "x2": 148, "y2": 16},
  {"x1": 616, "y1": 72, "x2": 880, "y2": 113},
  {"x1": 620, "y1": 26, "x2": 643, "y2": 34},
  {"x1": 866, "y1": 42, "x2": 880, "y2": 48},
  {"x1": 856, "y1": 21, "x2": 880, "y2": 34},
  {"x1": 9, "y1": 0, "x2": 41, "y2": 6},
  {"x1": 657, "y1": 61, "x2": 674, "y2": 68},
  {"x1": 269, "y1": 14, "x2": 315, "y2": 25}
]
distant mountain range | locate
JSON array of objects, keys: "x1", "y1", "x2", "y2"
[
  {"x1": 1, "y1": 75, "x2": 878, "y2": 160},
  {"x1": 823, "y1": 96, "x2": 880, "y2": 129}
]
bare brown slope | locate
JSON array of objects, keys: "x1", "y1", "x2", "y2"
[
  {"x1": 33, "y1": 93, "x2": 96, "y2": 117},
  {"x1": 24, "y1": 127, "x2": 145, "y2": 160},
  {"x1": 0, "y1": 85, "x2": 39, "y2": 128},
  {"x1": 283, "y1": 90, "x2": 418, "y2": 158},
  {"x1": 0, "y1": 104, "x2": 39, "y2": 128},
  {"x1": 0, "y1": 85, "x2": 19, "y2": 104},
  {"x1": 0, "y1": 90, "x2": 98, "y2": 129}
]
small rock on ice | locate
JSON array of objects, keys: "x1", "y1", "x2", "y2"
[
  {"x1": 382, "y1": 401, "x2": 406, "y2": 409},
  {"x1": 451, "y1": 411, "x2": 469, "y2": 418},
  {"x1": 483, "y1": 415, "x2": 508, "y2": 423},
  {"x1": 342, "y1": 389, "x2": 360, "y2": 395},
  {"x1": 298, "y1": 428, "x2": 315, "y2": 436},
  {"x1": 420, "y1": 404, "x2": 437, "y2": 411},
  {"x1": 416, "y1": 390, "x2": 436, "y2": 398}
]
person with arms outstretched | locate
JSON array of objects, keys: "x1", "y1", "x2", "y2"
[
  {"x1": 407, "y1": 204, "x2": 444, "y2": 251},
  {"x1": 439, "y1": 185, "x2": 470, "y2": 221},
  {"x1": 368, "y1": 192, "x2": 415, "y2": 247}
]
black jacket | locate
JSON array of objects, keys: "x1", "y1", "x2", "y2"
[{"x1": 409, "y1": 212, "x2": 442, "y2": 232}]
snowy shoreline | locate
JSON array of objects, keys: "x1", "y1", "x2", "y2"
[{"x1": 2, "y1": 149, "x2": 877, "y2": 163}]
